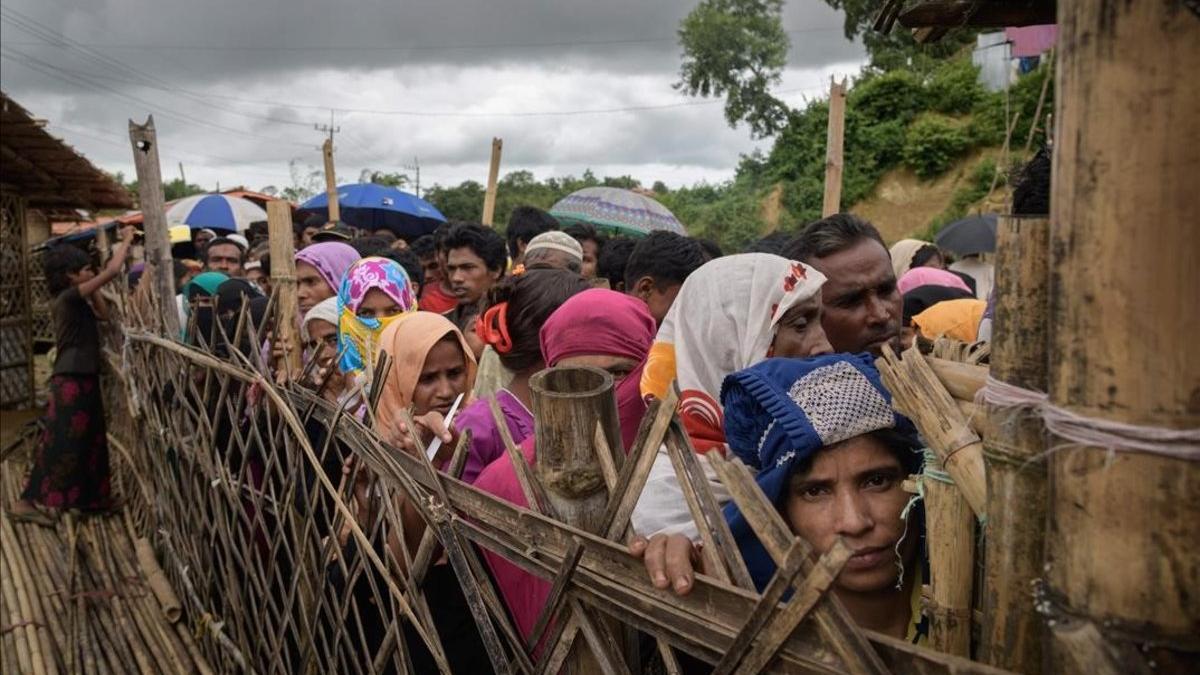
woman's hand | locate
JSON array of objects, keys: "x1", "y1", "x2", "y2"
[
  {"x1": 383, "y1": 412, "x2": 456, "y2": 463},
  {"x1": 313, "y1": 363, "x2": 350, "y2": 403},
  {"x1": 628, "y1": 533, "x2": 703, "y2": 596}
]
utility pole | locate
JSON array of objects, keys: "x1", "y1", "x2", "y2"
[
  {"x1": 178, "y1": 162, "x2": 187, "y2": 187},
  {"x1": 404, "y1": 157, "x2": 421, "y2": 197},
  {"x1": 315, "y1": 109, "x2": 341, "y2": 223}
]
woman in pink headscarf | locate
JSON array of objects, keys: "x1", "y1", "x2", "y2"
[{"x1": 473, "y1": 289, "x2": 658, "y2": 644}]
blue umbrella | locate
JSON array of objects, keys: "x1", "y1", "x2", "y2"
[{"x1": 299, "y1": 184, "x2": 446, "y2": 239}]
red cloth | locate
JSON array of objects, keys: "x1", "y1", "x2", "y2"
[
  {"x1": 539, "y1": 289, "x2": 657, "y2": 449},
  {"x1": 419, "y1": 282, "x2": 458, "y2": 314}
]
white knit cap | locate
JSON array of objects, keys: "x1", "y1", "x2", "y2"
[{"x1": 525, "y1": 231, "x2": 583, "y2": 260}]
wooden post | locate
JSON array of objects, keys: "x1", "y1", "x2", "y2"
[
  {"x1": 128, "y1": 116, "x2": 179, "y2": 338},
  {"x1": 921, "y1": 461, "x2": 973, "y2": 657},
  {"x1": 529, "y1": 365, "x2": 624, "y2": 672},
  {"x1": 1047, "y1": 2, "x2": 1199, "y2": 673},
  {"x1": 481, "y1": 138, "x2": 503, "y2": 226},
  {"x1": 980, "y1": 215, "x2": 1049, "y2": 673},
  {"x1": 322, "y1": 138, "x2": 340, "y2": 224},
  {"x1": 267, "y1": 201, "x2": 301, "y2": 379},
  {"x1": 821, "y1": 77, "x2": 847, "y2": 217}
]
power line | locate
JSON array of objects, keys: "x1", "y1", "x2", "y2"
[
  {"x1": 0, "y1": 25, "x2": 844, "y2": 53},
  {"x1": 0, "y1": 7, "x2": 317, "y2": 132}
]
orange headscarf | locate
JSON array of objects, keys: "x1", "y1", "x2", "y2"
[
  {"x1": 912, "y1": 298, "x2": 987, "y2": 343},
  {"x1": 375, "y1": 312, "x2": 478, "y2": 421}
]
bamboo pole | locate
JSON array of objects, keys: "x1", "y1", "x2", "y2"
[
  {"x1": 128, "y1": 116, "x2": 180, "y2": 337},
  {"x1": 481, "y1": 137, "x2": 503, "y2": 226},
  {"x1": 979, "y1": 215, "x2": 1049, "y2": 672},
  {"x1": 529, "y1": 365, "x2": 624, "y2": 673},
  {"x1": 822, "y1": 77, "x2": 847, "y2": 217},
  {"x1": 1047, "y1": 2, "x2": 1199, "y2": 673},
  {"x1": 267, "y1": 200, "x2": 302, "y2": 378},
  {"x1": 922, "y1": 455, "x2": 974, "y2": 656},
  {"x1": 877, "y1": 345, "x2": 988, "y2": 519},
  {"x1": 322, "y1": 138, "x2": 340, "y2": 224},
  {"x1": 134, "y1": 538, "x2": 182, "y2": 623}
]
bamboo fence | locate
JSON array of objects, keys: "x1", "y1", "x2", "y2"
[{"x1": 1, "y1": 276, "x2": 1015, "y2": 673}]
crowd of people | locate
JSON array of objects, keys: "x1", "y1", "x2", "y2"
[{"x1": 11, "y1": 169, "x2": 1022, "y2": 667}]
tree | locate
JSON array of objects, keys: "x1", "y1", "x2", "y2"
[
  {"x1": 359, "y1": 169, "x2": 409, "y2": 188},
  {"x1": 677, "y1": 0, "x2": 791, "y2": 138},
  {"x1": 163, "y1": 178, "x2": 205, "y2": 201},
  {"x1": 281, "y1": 159, "x2": 324, "y2": 203}
]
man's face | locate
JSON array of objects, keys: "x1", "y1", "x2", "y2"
[
  {"x1": 808, "y1": 239, "x2": 901, "y2": 356},
  {"x1": 631, "y1": 278, "x2": 683, "y2": 326},
  {"x1": 205, "y1": 243, "x2": 244, "y2": 277},
  {"x1": 302, "y1": 226, "x2": 319, "y2": 246},
  {"x1": 783, "y1": 434, "x2": 916, "y2": 594},
  {"x1": 193, "y1": 231, "x2": 214, "y2": 250},
  {"x1": 420, "y1": 254, "x2": 444, "y2": 286},
  {"x1": 296, "y1": 260, "x2": 335, "y2": 313},
  {"x1": 446, "y1": 247, "x2": 499, "y2": 305},
  {"x1": 579, "y1": 239, "x2": 599, "y2": 279}
]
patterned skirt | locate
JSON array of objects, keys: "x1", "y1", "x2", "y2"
[{"x1": 21, "y1": 374, "x2": 113, "y2": 511}]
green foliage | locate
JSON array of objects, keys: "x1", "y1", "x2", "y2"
[
  {"x1": 847, "y1": 69, "x2": 926, "y2": 125},
  {"x1": 163, "y1": 178, "x2": 206, "y2": 201},
  {"x1": 903, "y1": 115, "x2": 970, "y2": 179},
  {"x1": 926, "y1": 59, "x2": 985, "y2": 114},
  {"x1": 359, "y1": 169, "x2": 409, "y2": 188},
  {"x1": 677, "y1": 0, "x2": 790, "y2": 137},
  {"x1": 657, "y1": 180, "x2": 767, "y2": 252}
]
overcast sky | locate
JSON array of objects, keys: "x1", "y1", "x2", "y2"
[{"x1": 0, "y1": 0, "x2": 864, "y2": 199}]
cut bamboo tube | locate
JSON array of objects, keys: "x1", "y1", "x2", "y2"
[
  {"x1": 877, "y1": 345, "x2": 987, "y2": 519},
  {"x1": 529, "y1": 366, "x2": 622, "y2": 535},
  {"x1": 979, "y1": 215, "x2": 1049, "y2": 673},
  {"x1": 134, "y1": 537, "x2": 182, "y2": 623},
  {"x1": 922, "y1": 457, "x2": 974, "y2": 656},
  {"x1": 1047, "y1": 2, "x2": 1200, "y2": 672}
]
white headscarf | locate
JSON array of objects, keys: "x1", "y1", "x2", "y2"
[
  {"x1": 639, "y1": 253, "x2": 826, "y2": 453},
  {"x1": 300, "y1": 296, "x2": 339, "y2": 343}
]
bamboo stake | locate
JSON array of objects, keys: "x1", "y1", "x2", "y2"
[
  {"x1": 322, "y1": 138, "x2": 340, "y2": 223},
  {"x1": 979, "y1": 215, "x2": 1048, "y2": 672},
  {"x1": 0, "y1": 516, "x2": 50, "y2": 675},
  {"x1": 128, "y1": 116, "x2": 180, "y2": 337},
  {"x1": 481, "y1": 138, "x2": 503, "y2": 226},
  {"x1": 922, "y1": 456, "x2": 974, "y2": 656},
  {"x1": 1047, "y1": 2, "x2": 1200, "y2": 672},
  {"x1": 822, "y1": 77, "x2": 847, "y2": 217},
  {"x1": 134, "y1": 538, "x2": 183, "y2": 623},
  {"x1": 877, "y1": 345, "x2": 988, "y2": 519},
  {"x1": 267, "y1": 200, "x2": 301, "y2": 379}
]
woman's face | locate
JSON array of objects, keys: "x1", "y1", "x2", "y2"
[
  {"x1": 306, "y1": 319, "x2": 339, "y2": 368},
  {"x1": 296, "y1": 260, "x2": 334, "y2": 313},
  {"x1": 771, "y1": 292, "x2": 834, "y2": 358},
  {"x1": 556, "y1": 354, "x2": 639, "y2": 385},
  {"x1": 782, "y1": 434, "x2": 917, "y2": 594},
  {"x1": 356, "y1": 288, "x2": 404, "y2": 320},
  {"x1": 411, "y1": 338, "x2": 469, "y2": 416}
]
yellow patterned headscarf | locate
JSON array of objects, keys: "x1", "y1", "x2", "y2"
[{"x1": 336, "y1": 257, "x2": 418, "y2": 379}]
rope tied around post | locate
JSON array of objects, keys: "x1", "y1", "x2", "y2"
[{"x1": 977, "y1": 375, "x2": 1200, "y2": 462}]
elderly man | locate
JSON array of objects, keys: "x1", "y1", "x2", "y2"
[{"x1": 522, "y1": 231, "x2": 583, "y2": 273}]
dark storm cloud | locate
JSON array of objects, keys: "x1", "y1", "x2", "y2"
[{"x1": 0, "y1": 0, "x2": 863, "y2": 191}]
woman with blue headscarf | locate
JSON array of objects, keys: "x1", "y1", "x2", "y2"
[
  {"x1": 646, "y1": 354, "x2": 927, "y2": 642},
  {"x1": 723, "y1": 354, "x2": 926, "y2": 641}
]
